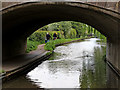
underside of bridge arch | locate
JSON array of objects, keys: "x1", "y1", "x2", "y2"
[{"x1": 2, "y1": 2, "x2": 120, "y2": 74}]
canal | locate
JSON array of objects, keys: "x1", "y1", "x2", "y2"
[{"x1": 2, "y1": 38, "x2": 120, "y2": 89}]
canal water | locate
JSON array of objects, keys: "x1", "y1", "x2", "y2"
[{"x1": 2, "y1": 38, "x2": 120, "y2": 89}]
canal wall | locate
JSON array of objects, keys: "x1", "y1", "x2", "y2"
[
  {"x1": 106, "y1": 39, "x2": 120, "y2": 75},
  {"x1": 106, "y1": 64, "x2": 120, "y2": 88},
  {"x1": 2, "y1": 51, "x2": 53, "y2": 82},
  {"x1": 2, "y1": 38, "x2": 27, "y2": 60}
]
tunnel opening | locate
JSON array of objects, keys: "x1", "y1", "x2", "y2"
[
  {"x1": 26, "y1": 21, "x2": 106, "y2": 53},
  {"x1": 24, "y1": 21, "x2": 108, "y2": 88}
]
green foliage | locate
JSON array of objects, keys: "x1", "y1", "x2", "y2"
[
  {"x1": 0, "y1": 70, "x2": 5, "y2": 74},
  {"x1": 38, "y1": 25, "x2": 48, "y2": 31},
  {"x1": 80, "y1": 47, "x2": 106, "y2": 88},
  {"x1": 71, "y1": 21, "x2": 83, "y2": 38},
  {"x1": 26, "y1": 21, "x2": 106, "y2": 53},
  {"x1": 44, "y1": 38, "x2": 81, "y2": 51},
  {"x1": 38, "y1": 21, "x2": 106, "y2": 40},
  {"x1": 94, "y1": 31, "x2": 106, "y2": 42},
  {"x1": 46, "y1": 51, "x2": 53, "y2": 55},
  {"x1": 100, "y1": 34, "x2": 106, "y2": 42},
  {"x1": 26, "y1": 31, "x2": 64, "y2": 53},
  {"x1": 29, "y1": 31, "x2": 64, "y2": 42},
  {"x1": 66, "y1": 28, "x2": 77, "y2": 39},
  {"x1": 26, "y1": 39, "x2": 40, "y2": 53},
  {"x1": 44, "y1": 40, "x2": 56, "y2": 51},
  {"x1": 29, "y1": 31, "x2": 45, "y2": 43}
]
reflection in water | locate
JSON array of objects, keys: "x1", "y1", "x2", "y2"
[
  {"x1": 2, "y1": 75, "x2": 38, "y2": 88},
  {"x1": 26, "y1": 38, "x2": 111, "y2": 88},
  {"x1": 2, "y1": 38, "x2": 120, "y2": 89},
  {"x1": 80, "y1": 47, "x2": 106, "y2": 88}
]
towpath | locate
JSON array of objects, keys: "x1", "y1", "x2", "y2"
[{"x1": 2, "y1": 44, "x2": 48, "y2": 72}]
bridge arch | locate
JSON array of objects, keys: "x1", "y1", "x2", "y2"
[{"x1": 2, "y1": 2, "x2": 120, "y2": 73}]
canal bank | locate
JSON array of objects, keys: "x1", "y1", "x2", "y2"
[
  {"x1": 1, "y1": 38, "x2": 86, "y2": 83},
  {"x1": 1, "y1": 44, "x2": 52, "y2": 82}
]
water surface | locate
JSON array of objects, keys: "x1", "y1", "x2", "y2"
[
  {"x1": 3, "y1": 38, "x2": 120, "y2": 89},
  {"x1": 27, "y1": 38, "x2": 107, "y2": 88}
]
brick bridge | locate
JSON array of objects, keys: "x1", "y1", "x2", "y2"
[{"x1": 1, "y1": 1, "x2": 120, "y2": 75}]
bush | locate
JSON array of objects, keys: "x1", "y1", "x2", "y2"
[
  {"x1": 44, "y1": 38, "x2": 81, "y2": 51},
  {"x1": 0, "y1": 70, "x2": 5, "y2": 74},
  {"x1": 26, "y1": 31, "x2": 64, "y2": 53},
  {"x1": 29, "y1": 31, "x2": 64, "y2": 43},
  {"x1": 66, "y1": 28, "x2": 77, "y2": 39},
  {"x1": 26, "y1": 39, "x2": 40, "y2": 53},
  {"x1": 44, "y1": 40, "x2": 56, "y2": 51}
]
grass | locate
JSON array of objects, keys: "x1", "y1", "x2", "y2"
[
  {"x1": 26, "y1": 39, "x2": 42, "y2": 53},
  {"x1": 44, "y1": 38, "x2": 82, "y2": 51},
  {"x1": 26, "y1": 36, "x2": 95, "y2": 53},
  {"x1": 46, "y1": 51, "x2": 53, "y2": 55},
  {"x1": 0, "y1": 70, "x2": 5, "y2": 74},
  {"x1": 96, "y1": 39, "x2": 106, "y2": 43}
]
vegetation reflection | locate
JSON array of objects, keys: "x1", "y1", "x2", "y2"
[{"x1": 80, "y1": 46, "x2": 106, "y2": 88}]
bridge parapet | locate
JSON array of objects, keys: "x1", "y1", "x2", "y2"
[{"x1": 1, "y1": 0, "x2": 120, "y2": 13}]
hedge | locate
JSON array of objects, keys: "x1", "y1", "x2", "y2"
[{"x1": 28, "y1": 31, "x2": 64, "y2": 43}]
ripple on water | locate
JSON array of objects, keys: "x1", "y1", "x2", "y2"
[{"x1": 26, "y1": 38, "x2": 108, "y2": 88}]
